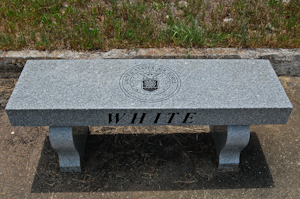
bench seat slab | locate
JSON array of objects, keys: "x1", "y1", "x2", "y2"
[
  {"x1": 49, "y1": 127, "x2": 89, "y2": 172},
  {"x1": 6, "y1": 60, "x2": 293, "y2": 127}
]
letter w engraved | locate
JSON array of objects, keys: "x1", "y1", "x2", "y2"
[{"x1": 109, "y1": 113, "x2": 126, "y2": 124}]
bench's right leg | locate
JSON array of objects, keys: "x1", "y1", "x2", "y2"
[
  {"x1": 210, "y1": 125, "x2": 250, "y2": 170},
  {"x1": 49, "y1": 127, "x2": 90, "y2": 172}
]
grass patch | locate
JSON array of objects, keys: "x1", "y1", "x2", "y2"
[{"x1": 0, "y1": 0, "x2": 299, "y2": 51}]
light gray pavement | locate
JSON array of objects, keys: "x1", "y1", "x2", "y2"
[
  {"x1": 1, "y1": 48, "x2": 300, "y2": 76},
  {"x1": 0, "y1": 71, "x2": 300, "y2": 198}
]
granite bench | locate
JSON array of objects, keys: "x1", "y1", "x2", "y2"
[{"x1": 5, "y1": 59, "x2": 293, "y2": 172}]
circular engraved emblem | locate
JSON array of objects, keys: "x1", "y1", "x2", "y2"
[{"x1": 120, "y1": 64, "x2": 181, "y2": 102}]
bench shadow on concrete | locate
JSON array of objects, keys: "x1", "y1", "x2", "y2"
[{"x1": 31, "y1": 132, "x2": 274, "y2": 192}]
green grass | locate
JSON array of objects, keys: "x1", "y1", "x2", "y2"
[{"x1": 0, "y1": 0, "x2": 299, "y2": 51}]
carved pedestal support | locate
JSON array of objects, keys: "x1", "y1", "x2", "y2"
[
  {"x1": 210, "y1": 125, "x2": 250, "y2": 170},
  {"x1": 49, "y1": 127, "x2": 90, "y2": 172}
]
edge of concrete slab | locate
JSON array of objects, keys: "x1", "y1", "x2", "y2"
[{"x1": 1, "y1": 48, "x2": 300, "y2": 76}]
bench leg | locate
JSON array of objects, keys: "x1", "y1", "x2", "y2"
[
  {"x1": 49, "y1": 127, "x2": 90, "y2": 172},
  {"x1": 210, "y1": 125, "x2": 250, "y2": 170}
]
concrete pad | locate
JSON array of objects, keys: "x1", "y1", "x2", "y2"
[{"x1": 0, "y1": 73, "x2": 299, "y2": 198}]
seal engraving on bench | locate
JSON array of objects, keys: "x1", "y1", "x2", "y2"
[{"x1": 120, "y1": 64, "x2": 181, "y2": 102}]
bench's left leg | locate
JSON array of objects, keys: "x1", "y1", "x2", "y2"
[
  {"x1": 210, "y1": 125, "x2": 250, "y2": 170},
  {"x1": 49, "y1": 127, "x2": 90, "y2": 172}
]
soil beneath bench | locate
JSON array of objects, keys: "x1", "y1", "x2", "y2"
[{"x1": 1, "y1": 71, "x2": 300, "y2": 198}]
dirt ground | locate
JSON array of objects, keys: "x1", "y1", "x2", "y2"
[{"x1": 0, "y1": 70, "x2": 300, "y2": 198}]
